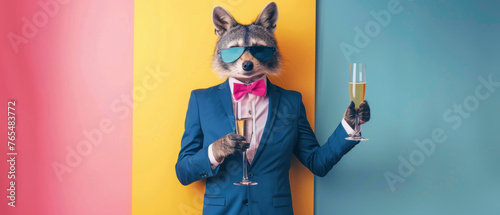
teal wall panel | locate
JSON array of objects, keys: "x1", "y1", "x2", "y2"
[{"x1": 315, "y1": 0, "x2": 500, "y2": 214}]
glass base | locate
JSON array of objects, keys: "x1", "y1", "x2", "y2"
[
  {"x1": 345, "y1": 136, "x2": 369, "y2": 141},
  {"x1": 234, "y1": 179, "x2": 257, "y2": 186}
]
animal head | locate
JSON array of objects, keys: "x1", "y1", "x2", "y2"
[{"x1": 212, "y1": 2, "x2": 281, "y2": 83}]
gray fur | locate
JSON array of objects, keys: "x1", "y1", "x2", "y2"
[{"x1": 212, "y1": 2, "x2": 281, "y2": 82}]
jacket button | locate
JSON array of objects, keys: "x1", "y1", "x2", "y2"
[
  {"x1": 242, "y1": 199, "x2": 248, "y2": 206},
  {"x1": 248, "y1": 171, "x2": 254, "y2": 178}
]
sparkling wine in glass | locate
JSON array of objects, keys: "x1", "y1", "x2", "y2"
[
  {"x1": 234, "y1": 103, "x2": 257, "y2": 186},
  {"x1": 345, "y1": 63, "x2": 369, "y2": 141}
]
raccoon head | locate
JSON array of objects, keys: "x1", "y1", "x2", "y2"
[{"x1": 212, "y1": 2, "x2": 281, "y2": 84}]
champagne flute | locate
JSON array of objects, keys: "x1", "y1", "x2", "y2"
[
  {"x1": 345, "y1": 63, "x2": 369, "y2": 141},
  {"x1": 234, "y1": 102, "x2": 257, "y2": 186}
]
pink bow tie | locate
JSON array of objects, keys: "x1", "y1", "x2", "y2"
[{"x1": 233, "y1": 79, "x2": 266, "y2": 100}]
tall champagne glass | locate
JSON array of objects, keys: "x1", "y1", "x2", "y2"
[
  {"x1": 234, "y1": 102, "x2": 257, "y2": 186},
  {"x1": 345, "y1": 63, "x2": 369, "y2": 141}
]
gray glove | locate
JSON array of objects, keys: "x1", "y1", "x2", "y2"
[
  {"x1": 212, "y1": 133, "x2": 249, "y2": 163},
  {"x1": 344, "y1": 100, "x2": 371, "y2": 129}
]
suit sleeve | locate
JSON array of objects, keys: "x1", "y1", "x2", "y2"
[
  {"x1": 293, "y1": 94, "x2": 359, "y2": 177},
  {"x1": 175, "y1": 91, "x2": 220, "y2": 185}
]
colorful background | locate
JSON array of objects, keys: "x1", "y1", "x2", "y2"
[
  {"x1": 0, "y1": 0, "x2": 133, "y2": 214},
  {"x1": 1, "y1": 0, "x2": 500, "y2": 214},
  {"x1": 133, "y1": 1, "x2": 316, "y2": 214},
  {"x1": 316, "y1": 0, "x2": 500, "y2": 214}
]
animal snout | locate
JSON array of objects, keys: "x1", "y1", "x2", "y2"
[{"x1": 242, "y1": 61, "x2": 254, "y2": 71}]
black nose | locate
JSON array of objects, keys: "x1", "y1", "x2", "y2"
[{"x1": 242, "y1": 61, "x2": 254, "y2": 71}]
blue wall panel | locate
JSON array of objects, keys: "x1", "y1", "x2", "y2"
[{"x1": 315, "y1": 0, "x2": 500, "y2": 214}]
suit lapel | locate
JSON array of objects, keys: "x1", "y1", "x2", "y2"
[
  {"x1": 217, "y1": 79, "x2": 236, "y2": 132},
  {"x1": 249, "y1": 79, "x2": 280, "y2": 169}
]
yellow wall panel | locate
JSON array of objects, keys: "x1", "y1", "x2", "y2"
[{"x1": 133, "y1": 1, "x2": 316, "y2": 214}]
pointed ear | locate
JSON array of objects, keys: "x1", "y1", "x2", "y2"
[
  {"x1": 212, "y1": 6, "x2": 237, "y2": 37},
  {"x1": 254, "y1": 2, "x2": 278, "y2": 33}
]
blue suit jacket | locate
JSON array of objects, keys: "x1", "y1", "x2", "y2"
[{"x1": 175, "y1": 79, "x2": 358, "y2": 215}]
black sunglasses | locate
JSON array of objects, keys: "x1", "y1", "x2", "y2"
[{"x1": 218, "y1": 46, "x2": 276, "y2": 63}]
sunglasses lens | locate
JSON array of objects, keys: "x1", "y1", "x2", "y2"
[
  {"x1": 220, "y1": 47, "x2": 245, "y2": 63},
  {"x1": 249, "y1": 47, "x2": 274, "y2": 61}
]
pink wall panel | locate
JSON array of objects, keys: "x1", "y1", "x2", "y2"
[{"x1": 0, "y1": 1, "x2": 133, "y2": 214}]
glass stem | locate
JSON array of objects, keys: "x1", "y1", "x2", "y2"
[
  {"x1": 242, "y1": 150, "x2": 248, "y2": 181},
  {"x1": 354, "y1": 109, "x2": 360, "y2": 136}
]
